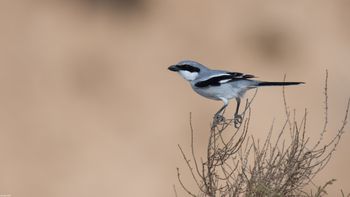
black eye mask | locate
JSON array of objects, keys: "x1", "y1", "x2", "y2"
[{"x1": 176, "y1": 64, "x2": 200, "y2": 73}]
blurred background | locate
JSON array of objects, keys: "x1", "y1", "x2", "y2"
[{"x1": 0, "y1": 0, "x2": 349, "y2": 196}]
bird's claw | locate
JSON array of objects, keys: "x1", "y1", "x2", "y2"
[
  {"x1": 234, "y1": 114, "x2": 243, "y2": 128},
  {"x1": 214, "y1": 114, "x2": 225, "y2": 124}
]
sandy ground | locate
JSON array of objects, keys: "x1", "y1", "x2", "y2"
[{"x1": 0, "y1": 0, "x2": 349, "y2": 196}]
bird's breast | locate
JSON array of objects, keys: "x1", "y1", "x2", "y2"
[{"x1": 192, "y1": 83, "x2": 241, "y2": 101}]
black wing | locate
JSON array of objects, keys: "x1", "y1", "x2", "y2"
[{"x1": 194, "y1": 72, "x2": 256, "y2": 88}]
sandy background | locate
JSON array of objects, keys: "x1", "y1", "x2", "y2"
[{"x1": 0, "y1": 0, "x2": 349, "y2": 196}]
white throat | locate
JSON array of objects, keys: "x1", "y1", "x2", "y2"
[{"x1": 178, "y1": 70, "x2": 199, "y2": 81}]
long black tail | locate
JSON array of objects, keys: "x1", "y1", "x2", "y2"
[{"x1": 258, "y1": 81, "x2": 304, "y2": 86}]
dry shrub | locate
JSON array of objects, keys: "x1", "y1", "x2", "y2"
[{"x1": 176, "y1": 72, "x2": 350, "y2": 197}]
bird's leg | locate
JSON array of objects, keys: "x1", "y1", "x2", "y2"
[
  {"x1": 234, "y1": 97, "x2": 241, "y2": 116},
  {"x1": 234, "y1": 98, "x2": 243, "y2": 128},
  {"x1": 214, "y1": 99, "x2": 228, "y2": 122},
  {"x1": 215, "y1": 104, "x2": 228, "y2": 117},
  {"x1": 214, "y1": 104, "x2": 227, "y2": 121}
]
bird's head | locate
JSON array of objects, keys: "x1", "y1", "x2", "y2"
[{"x1": 168, "y1": 60, "x2": 207, "y2": 81}]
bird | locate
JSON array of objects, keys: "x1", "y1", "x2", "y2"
[{"x1": 168, "y1": 60, "x2": 304, "y2": 126}]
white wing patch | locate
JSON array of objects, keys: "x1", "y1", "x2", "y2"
[
  {"x1": 219, "y1": 79, "x2": 231, "y2": 84},
  {"x1": 206, "y1": 73, "x2": 231, "y2": 79}
]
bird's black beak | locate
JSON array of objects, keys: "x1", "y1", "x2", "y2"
[{"x1": 168, "y1": 65, "x2": 179, "y2": 72}]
